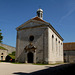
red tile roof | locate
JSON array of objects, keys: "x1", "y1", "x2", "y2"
[
  {"x1": 32, "y1": 17, "x2": 47, "y2": 23},
  {"x1": 63, "y1": 42, "x2": 75, "y2": 50}
]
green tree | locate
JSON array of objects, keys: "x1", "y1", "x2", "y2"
[
  {"x1": 8, "y1": 51, "x2": 15, "y2": 59},
  {"x1": 0, "y1": 29, "x2": 3, "y2": 43}
]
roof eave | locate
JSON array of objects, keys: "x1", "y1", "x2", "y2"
[{"x1": 48, "y1": 23, "x2": 64, "y2": 41}]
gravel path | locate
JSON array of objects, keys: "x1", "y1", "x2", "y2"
[{"x1": 0, "y1": 62, "x2": 55, "y2": 75}]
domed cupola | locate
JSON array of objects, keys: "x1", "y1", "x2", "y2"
[{"x1": 37, "y1": 8, "x2": 43, "y2": 19}]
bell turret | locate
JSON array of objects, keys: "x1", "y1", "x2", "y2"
[{"x1": 37, "y1": 8, "x2": 43, "y2": 19}]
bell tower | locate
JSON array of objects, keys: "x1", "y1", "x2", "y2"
[{"x1": 37, "y1": 8, "x2": 43, "y2": 19}]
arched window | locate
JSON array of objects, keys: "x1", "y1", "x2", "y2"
[
  {"x1": 1, "y1": 53, "x2": 3, "y2": 55},
  {"x1": 56, "y1": 38, "x2": 57, "y2": 41},
  {"x1": 59, "y1": 41, "x2": 60, "y2": 55},
  {"x1": 1, "y1": 56, "x2": 3, "y2": 60},
  {"x1": 56, "y1": 38, "x2": 57, "y2": 52},
  {"x1": 52, "y1": 35, "x2": 54, "y2": 38},
  {"x1": 41, "y1": 13, "x2": 42, "y2": 17},
  {"x1": 52, "y1": 35, "x2": 54, "y2": 51}
]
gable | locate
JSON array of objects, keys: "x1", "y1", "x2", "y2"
[
  {"x1": 16, "y1": 17, "x2": 63, "y2": 41},
  {"x1": 16, "y1": 17, "x2": 49, "y2": 31}
]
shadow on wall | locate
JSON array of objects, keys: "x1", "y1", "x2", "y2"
[
  {"x1": 16, "y1": 49, "x2": 25, "y2": 63},
  {"x1": 13, "y1": 63, "x2": 75, "y2": 75}
]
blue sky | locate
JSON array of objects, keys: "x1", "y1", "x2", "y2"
[{"x1": 0, "y1": 0, "x2": 75, "y2": 47}]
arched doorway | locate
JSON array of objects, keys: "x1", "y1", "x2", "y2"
[
  {"x1": 27, "y1": 52, "x2": 33, "y2": 63},
  {"x1": 1, "y1": 56, "x2": 3, "y2": 60}
]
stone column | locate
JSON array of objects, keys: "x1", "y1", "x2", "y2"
[
  {"x1": 34, "y1": 50, "x2": 36, "y2": 64},
  {"x1": 25, "y1": 52, "x2": 27, "y2": 63},
  {"x1": 48, "y1": 28, "x2": 53, "y2": 64}
]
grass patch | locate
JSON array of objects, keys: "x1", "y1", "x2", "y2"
[
  {"x1": 8, "y1": 51, "x2": 15, "y2": 59},
  {"x1": 0, "y1": 61, "x2": 6, "y2": 62},
  {"x1": 33, "y1": 63, "x2": 65, "y2": 65},
  {"x1": 33, "y1": 63, "x2": 49, "y2": 65},
  {"x1": 8, "y1": 54, "x2": 15, "y2": 59},
  {"x1": 11, "y1": 62, "x2": 65, "y2": 65},
  {"x1": 11, "y1": 62, "x2": 27, "y2": 64},
  {"x1": 0, "y1": 46, "x2": 7, "y2": 50}
]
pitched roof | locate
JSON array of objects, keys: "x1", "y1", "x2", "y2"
[
  {"x1": 0, "y1": 46, "x2": 7, "y2": 50},
  {"x1": 16, "y1": 16, "x2": 49, "y2": 31},
  {"x1": 32, "y1": 17, "x2": 48, "y2": 23},
  {"x1": 16, "y1": 16, "x2": 63, "y2": 41},
  {"x1": 32, "y1": 17, "x2": 63, "y2": 41},
  {"x1": 63, "y1": 42, "x2": 75, "y2": 50}
]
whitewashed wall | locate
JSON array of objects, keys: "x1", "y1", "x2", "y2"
[{"x1": 48, "y1": 27, "x2": 63, "y2": 64}]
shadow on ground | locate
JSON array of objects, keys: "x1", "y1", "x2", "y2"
[
  {"x1": 13, "y1": 63, "x2": 75, "y2": 75},
  {"x1": 13, "y1": 72, "x2": 28, "y2": 75}
]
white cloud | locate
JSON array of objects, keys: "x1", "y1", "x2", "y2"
[{"x1": 59, "y1": 8, "x2": 75, "y2": 24}]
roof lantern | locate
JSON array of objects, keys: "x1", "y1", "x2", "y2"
[{"x1": 37, "y1": 8, "x2": 43, "y2": 19}]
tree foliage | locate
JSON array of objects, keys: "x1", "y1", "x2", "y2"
[
  {"x1": 0, "y1": 29, "x2": 3, "y2": 43},
  {"x1": 8, "y1": 51, "x2": 15, "y2": 59},
  {"x1": 5, "y1": 51, "x2": 15, "y2": 62}
]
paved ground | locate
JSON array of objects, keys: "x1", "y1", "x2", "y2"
[
  {"x1": 0, "y1": 62, "x2": 55, "y2": 75},
  {"x1": 0, "y1": 62, "x2": 75, "y2": 75}
]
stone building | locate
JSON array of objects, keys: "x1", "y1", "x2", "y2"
[
  {"x1": 0, "y1": 43, "x2": 16, "y2": 54},
  {"x1": 0, "y1": 43, "x2": 16, "y2": 61},
  {"x1": 63, "y1": 42, "x2": 75, "y2": 63},
  {"x1": 0, "y1": 46, "x2": 8, "y2": 61},
  {"x1": 15, "y1": 9, "x2": 63, "y2": 64}
]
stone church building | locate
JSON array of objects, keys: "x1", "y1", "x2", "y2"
[{"x1": 15, "y1": 9, "x2": 63, "y2": 64}]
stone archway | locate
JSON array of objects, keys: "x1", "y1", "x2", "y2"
[
  {"x1": 24, "y1": 43, "x2": 37, "y2": 63},
  {"x1": 1, "y1": 56, "x2": 3, "y2": 60},
  {"x1": 27, "y1": 52, "x2": 33, "y2": 63}
]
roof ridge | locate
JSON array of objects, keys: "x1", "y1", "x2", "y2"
[{"x1": 32, "y1": 16, "x2": 49, "y2": 24}]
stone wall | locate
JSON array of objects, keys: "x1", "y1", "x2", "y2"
[
  {"x1": 0, "y1": 49, "x2": 8, "y2": 60},
  {"x1": 16, "y1": 19, "x2": 63, "y2": 64},
  {"x1": 16, "y1": 26, "x2": 63, "y2": 64},
  {"x1": 64, "y1": 50, "x2": 75, "y2": 63},
  {"x1": 48, "y1": 27, "x2": 63, "y2": 64},
  {"x1": 16, "y1": 26, "x2": 48, "y2": 63},
  {"x1": 0, "y1": 43, "x2": 16, "y2": 54}
]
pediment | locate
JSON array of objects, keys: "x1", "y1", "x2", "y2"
[
  {"x1": 16, "y1": 17, "x2": 63, "y2": 41},
  {"x1": 16, "y1": 17, "x2": 49, "y2": 30}
]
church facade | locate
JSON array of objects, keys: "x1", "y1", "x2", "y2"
[{"x1": 15, "y1": 9, "x2": 63, "y2": 64}]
